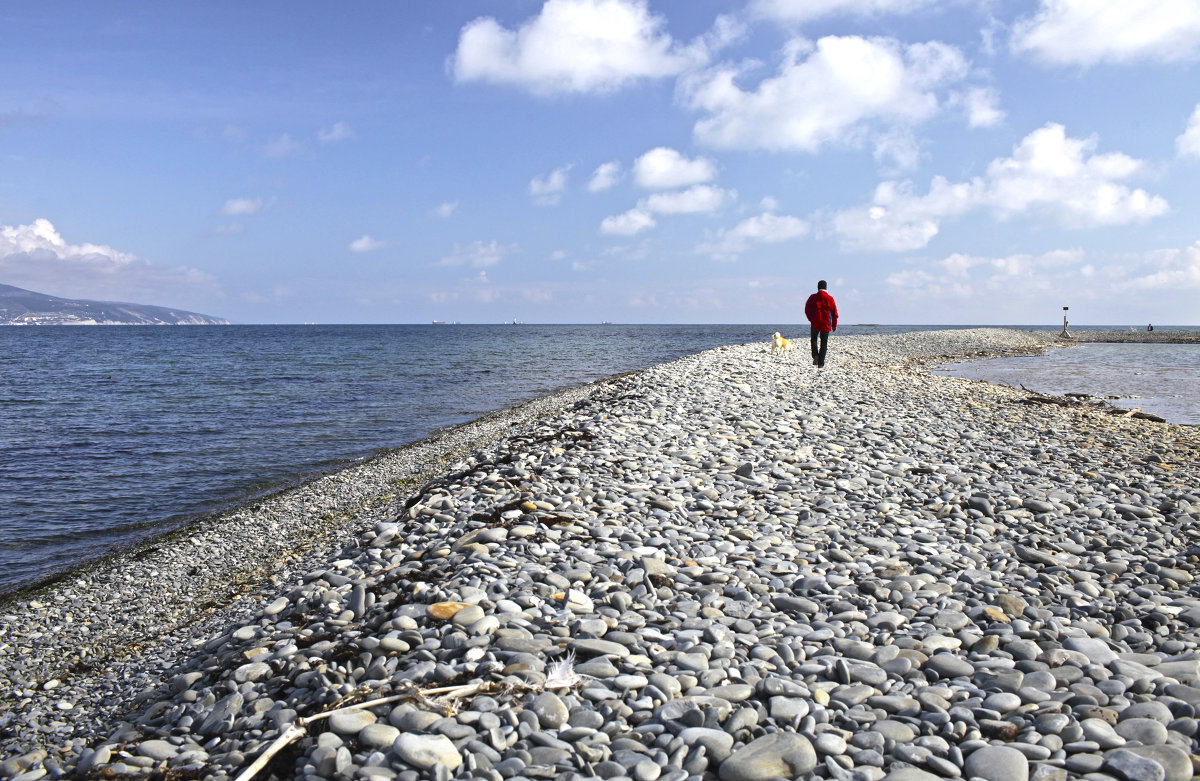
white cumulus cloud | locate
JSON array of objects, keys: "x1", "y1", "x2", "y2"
[
  {"x1": 221, "y1": 197, "x2": 264, "y2": 216},
  {"x1": 530, "y1": 164, "x2": 573, "y2": 205},
  {"x1": 984, "y1": 124, "x2": 1165, "y2": 223},
  {"x1": 833, "y1": 123, "x2": 1170, "y2": 251},
  {"x1": 451, "y1": 0, "x2": 708, "y2": 95},
  {"x1": 261, "y1": 133, "x2": 304, "y2": 158},
  {"x1": 700, "y1": 212, "x2": 811, "y2": 259},
  {"x1": 1011, "y1": 0, "x2": 1200, "y2": 65},
  {"x1": 633, "y1": 147, "x2": 716, "y2": 189},
  {"x1": 1178, "y1": 105, "x2": 1200, "y2": 159},
  {"x1": 682, "y1": 35, "x2": 970, "y2": 154},
  {"x1": 642, "y1": 184, "x2": 732, "y2": 214},
  {"x1": 2, "y1": 219, "x2": 138, "y2": 267},
  {"x1": 349, "y1": 235, "x2": 384, "y2": 252},
  {"x1": 886, "y1": 244, "x2": 1200, "y2": 323},
  {"x1": 752, "y1": 0, "x2": 937, "y2": 23},
  {"x1": 600, "y1": 208, "x2": 657, "y2": 235},
  {"x1": 435, "y1": 201, "x2": 459, "y2": 218},
  {"x1": 885, "y1": 249, "x2": 1088, "y2": 311},
  {"x1": 872, "y1": 127, "x2": 921, "y2": 171},
  {"x1": 962, "y1": 87, "x2": 1005, "y2": 128},
  {"x1": 437, "y1": 240, "x2": 513, "y2": 268},
  {"x1": 0, "y1": 218, "x2": 217, "y2": 303},
  {"x1": 599, "y1": 184, "x2": 733, "y2": 236},
  {"x1": 1126, "y1": 242, "x2": 1200, "y2": 291},
  {"x1": 318, "y1": 121, "x2": 356, "y2": 143},
  {"x1": 588, "y1": 161, "x2": 623, "y2": 192},
  {"x1": 833, "y1": 177, "x2": 973, "y2": 252}
]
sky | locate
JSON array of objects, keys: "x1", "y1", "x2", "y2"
[{"x1": 2, "y1": 0, "x2": 1200, "y2": 325}]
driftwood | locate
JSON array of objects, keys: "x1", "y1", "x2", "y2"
[
  {"x1": 234, "y1": 658, "x2": 583, "y2": 781},
  {"x1": 1015, "y1": 386, "x2": 1166, "y2": 423},
  {"x1": 232, "y1": 681, "x2": 491, "y2": 781},
  {"x1": 233, "y1": 693, "x2": 401, "y2": 781}
]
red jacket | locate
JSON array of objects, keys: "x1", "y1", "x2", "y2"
[{"x1": 805, "y1": 290, "x2": 838, "y2": 332}]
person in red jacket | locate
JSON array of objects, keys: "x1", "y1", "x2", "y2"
[{"x1": 804, "y1": 280, "x2": 838, "y2": 368}]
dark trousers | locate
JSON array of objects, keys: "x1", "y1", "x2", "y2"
[{"x1": 810, "y1": 328, "x2": 829, "y2": 367}]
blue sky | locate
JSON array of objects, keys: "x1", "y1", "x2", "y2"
[{"x1": 2, "y1": 0, "x2": 1199, "y2": 325}]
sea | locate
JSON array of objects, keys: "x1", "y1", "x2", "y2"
[
  {"x1": 933, "y1": 329, "x2": 1200, "y2": 427},
  {"x1": 1, "y1": 323, "x2": 1195, "y2": 596}
]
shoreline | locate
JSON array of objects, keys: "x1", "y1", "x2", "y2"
[
  {"x1": 0, "y1": 377, "x2": 610, "y2": 758},
  {"x1": 3, "y1": 327, "x2": 1198, "y2": 781},
  {"x1": 0, "y1": 381, "x2": 607, "y2": 606}
]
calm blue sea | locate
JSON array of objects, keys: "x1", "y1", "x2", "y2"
[
  {"x1": 934, "y1": 336, "x2": 1200, "y2": 427},
  {"x1": 0, "y1": 323, "x2": 1194, "y2": 595}
]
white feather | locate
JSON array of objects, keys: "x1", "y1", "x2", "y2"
[{"x1": 543, "y1": 652, "x2": 581, "y2": 690}]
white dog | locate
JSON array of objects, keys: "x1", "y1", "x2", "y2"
[{"x1": 771, "y1": 332, "x2": 794, "y2": 356}]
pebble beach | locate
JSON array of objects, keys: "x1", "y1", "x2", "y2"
[{"x1": 3, "y1": 327, "x2": 1199, "y2": 781}]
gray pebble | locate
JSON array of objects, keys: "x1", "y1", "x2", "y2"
[
  {"x1": 719, "y1": 733, "x2": 817, "y2": 781},
  {"x1": 963, "y1": 745, "x2": 1029, "y2": 781}
]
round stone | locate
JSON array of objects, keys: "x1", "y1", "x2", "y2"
[
  {"x1": 983, "y1": 692, "x2": 1022, "y2": 713},
  {"x1": 813, "y1": 733, "x2": 847, "y2": 755},
  {"x1": 1104, "y1": 749, "x2": 1166, "y2": 781},
  {"x1": 393, "y1": 734, "x2": 463, "y2": 771},
  {"x1": 233, "y1": 661, "x2": 272, "y2": 683},
  {"x1": 328, "y1": 709, "x2": 376, "y2": 736},
  {"x1": 1120, "y1": 746, "x2": 1192, "y2": 781},
  {"x1": 532, "y1": 692, "x2": 569, "y2": 729},
  {"x1": 963, "y1": 745, "x2": 1029, "y2": 781},
  {"x1": 358, "y1": 723, "x2": 400, "y2": 750},
  {"x1": 451, "y1": 605, "x2": 486, "y2": 626},
  {"x1": 873, "y1": 720, "x2": 916, "y2": 743},
  {"x1": 769, "y1": 696, "x2": 810, "y2": 722},
  {"x1": 880, "y1": 769, "x2": 944, "y2": 781},
  {"x1": 136, "y1": 740, "x2": 178, "y2": 762},
  {"x1": 925, "y1": 653, "x2": 974, "y2": 679},
  {"x1": 679, "y1": 727, "x2": 735, "y2": 763},
  {"x1": 264, "y1": 596, "x2": 290, "y2": 616},
  {"x1": 1115, "y1": 718, "x2": 1169, "y2": 745},
  {"x1": 719, "y1": 733, "x2": 817, "y2": 781}
]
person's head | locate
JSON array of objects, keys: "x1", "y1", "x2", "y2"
[{"x1": 817, "y1": 280, "x2": 827, "y2": 290}]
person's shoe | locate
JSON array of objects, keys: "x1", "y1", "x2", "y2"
[
  {"x1": 817, "y1": 360, "x2": 824, "y2": 369},
  {"x1": 812, "y1": 358, "x2": 819, "y2": 366}
]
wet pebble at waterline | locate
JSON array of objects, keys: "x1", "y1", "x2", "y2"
[{"x1": 2, "y1": 328, "x2": 1200, "y2": 781}]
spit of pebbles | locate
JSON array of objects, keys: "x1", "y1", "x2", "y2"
[
  {"x1": 1053, "y1": 330, "x2": 1200, "y2": 345},
  {"x1": 4, "y1": 328, "x2": 1199, "y2": 781}
]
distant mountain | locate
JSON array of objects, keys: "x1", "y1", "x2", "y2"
[{"x1": 0, "y1": 283, "x2": 229, "y2": 325}]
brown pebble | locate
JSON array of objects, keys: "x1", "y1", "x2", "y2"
[
  {"x1": 428, "y1": 602, "x2": 471, "y2": 620},
  {"x1": 980, "y1": 719, "x2": 1020, "y2": 741},
  {"x1": 982, "y1": 607, "x2": 1011, "y2": 623},
  {"x1": 996, "y1": 594, "x2": 1027, "y2": 617}
]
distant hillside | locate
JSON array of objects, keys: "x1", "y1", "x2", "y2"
[{"x1": 0, "y1": 283, "x2": 229, "y2": 325}]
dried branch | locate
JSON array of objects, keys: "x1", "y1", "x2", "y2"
[{"x1": 233, "y1": 665, "x2": 585, "y2": 781}]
